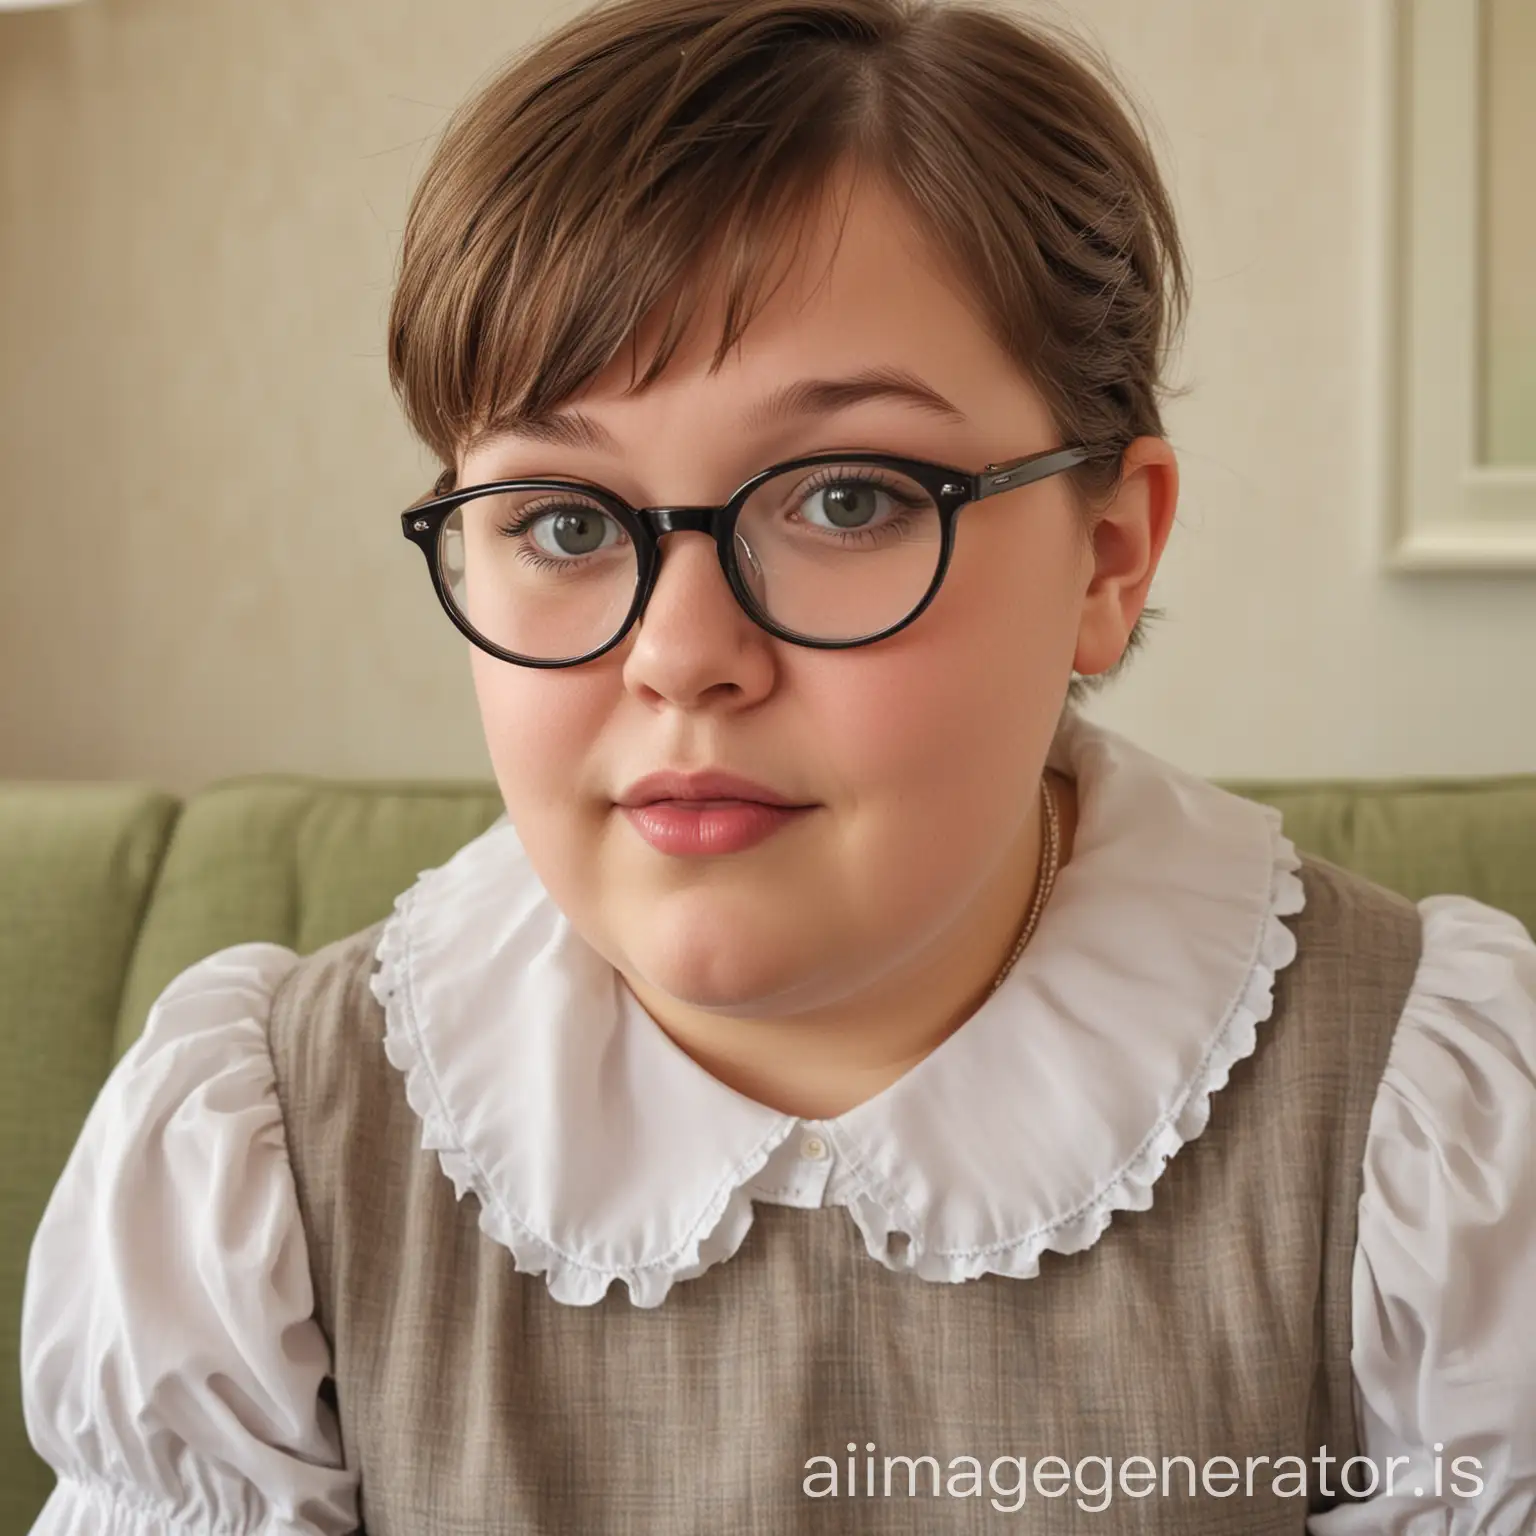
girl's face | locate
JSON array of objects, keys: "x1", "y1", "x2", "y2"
[{"x1": 459, "y1": 166, "x2": 1169, "y2": 1020}]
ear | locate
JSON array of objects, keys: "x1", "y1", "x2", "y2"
[{"x1": 1072, "y1": 436, "x2": 1179, "y2": 678}]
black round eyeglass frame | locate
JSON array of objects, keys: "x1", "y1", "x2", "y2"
[{"x1": 399, "y1": 441, "x2": 1122, "y2": 669}]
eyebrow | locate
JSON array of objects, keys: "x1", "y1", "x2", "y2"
[{"x1": 468, "y1": 366, "x2": 969, "y2": 456}]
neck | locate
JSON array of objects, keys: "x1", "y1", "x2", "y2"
[{"x1": 621, "y1": 769, "x2": 1079, "y2": 1119}]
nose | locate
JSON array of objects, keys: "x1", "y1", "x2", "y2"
[{"x1": 619, "y1": 529, "x2": 775, "y2": 707}]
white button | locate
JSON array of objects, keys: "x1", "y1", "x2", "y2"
[{"x1": 800, "y1": 1134, "x2": 829, "y2": 1161}]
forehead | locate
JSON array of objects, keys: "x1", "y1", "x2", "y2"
[{"x1": 462, "y1": 169, "x2": 1041, "y2": 474}]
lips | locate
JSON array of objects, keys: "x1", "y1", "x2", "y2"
[
  {"x1": 614, "y1": 768, "x2": 817, "y2": 857},
  {"x1": 615, "y1": 769, "x2": 811, "y2": 809},
  {"x1": 619, "y1": 799, "x2": 812, "y2": 857}
]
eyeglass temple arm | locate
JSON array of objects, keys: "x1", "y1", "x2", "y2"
[{"x1": 975, "y1": 443, "x2": 1120, "y2": 501}]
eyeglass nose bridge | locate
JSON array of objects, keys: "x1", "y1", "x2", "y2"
[
  {"x1": 628, "y1": 504, "x2": 766, "y2": 635},
  {"x1": 637, "y1": 506, "x2": 723, "y2": 536},
  {"x1": 634, "y1": 503, "x2": 754, "y2": 590}
]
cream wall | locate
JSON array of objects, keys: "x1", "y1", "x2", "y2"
[{"x1": 1, "y1": 0, "x2": 1532, "y2": 794}]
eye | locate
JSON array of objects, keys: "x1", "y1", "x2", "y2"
[
  {"x1": 795, "y1": 471, "x2": 923, "y2": 533},
  {"x1": 527, "y1": 505, "x2": 623, "y2": 559},
  {"x1": 494, "y1": 496, "x2": 627, "y2": 562}
]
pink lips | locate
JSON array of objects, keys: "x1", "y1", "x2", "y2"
[{"x1": 615, "y1": 770, "x2": 816, "y2": 856}]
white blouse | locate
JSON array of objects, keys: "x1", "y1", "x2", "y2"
[{"x1": 19, "y1": 710, "x2": 1536, "y2": 1534}]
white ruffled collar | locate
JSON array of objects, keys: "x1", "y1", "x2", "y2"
[{"x1": 370, "y1": 708, "x2": 1306, "y2": 1307}]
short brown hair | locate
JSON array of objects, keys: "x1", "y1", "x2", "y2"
[{"x1": 387, "y1": 0, "x2": 1187, "y2": 706}]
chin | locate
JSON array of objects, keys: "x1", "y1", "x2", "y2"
[
  {"x1": 629, "y1": 952, "x2": 779, "y2": 1015},
  {"x1": 616, "y1": 898, "x2": 815, "y2": 1015}
]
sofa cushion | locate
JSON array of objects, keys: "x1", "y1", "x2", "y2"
[
  {"x1": 1222, "y1": 772, "x2": 1536, "y2": 939},
  {"x1": 0, "y1": 784, "x2": 179, "y2": 1526},
  {"x1": 114, "y1": 777, "x2": 505, "y2": 1062}
]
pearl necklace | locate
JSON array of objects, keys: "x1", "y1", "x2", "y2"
[{"x1": 986, "y1": 775, "x2": 1061, "y2": 995}]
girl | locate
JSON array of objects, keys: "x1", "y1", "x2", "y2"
[{"x1": 21, "y1": 0, "x2": 1536, "y2": 1531}]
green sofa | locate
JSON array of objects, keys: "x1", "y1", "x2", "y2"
[{"x1": 3, "y1": 767, "x2": 1535, "y2": 1529}]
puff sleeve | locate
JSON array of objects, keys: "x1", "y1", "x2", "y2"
[
  {"x1": 1310, "y1": 894, "x2": 1536, "y2": 1534},
  {"x1": 19, "y1": 944, "x2": 361, "y2": 1534}
]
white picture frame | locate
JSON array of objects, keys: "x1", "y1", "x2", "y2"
[{"x1": 1383, "y1": 0, "x2": 1536, "y2": 570}]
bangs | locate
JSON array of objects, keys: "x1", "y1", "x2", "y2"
[
  {"x1": 388, "y1": 8, "x2": 895, "y2": 493},
  {"x1": 456, "y1": 162, "x2": 861, "y2": 477}
]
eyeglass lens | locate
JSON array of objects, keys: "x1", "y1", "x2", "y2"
[{"x1": 436, "y1": 462, "x2": 945, "y2": 662}]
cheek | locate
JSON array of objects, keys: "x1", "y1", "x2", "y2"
[
  {"x1": 469, "y1": 648, "x2": 608, "y2": 815},
  {"x1": 804, "y1": 657, "x2": 1026, "y2": 839},
  {"x1": 802, "y1": 534, "x2": 1073, "y2": 803}
]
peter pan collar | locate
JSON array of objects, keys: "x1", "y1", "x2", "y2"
[{"x1": 370, "y1": 707, "x2": 1306, "y2": 1307}]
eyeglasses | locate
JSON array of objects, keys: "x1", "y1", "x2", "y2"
[{"x1": 400, "y1": 442, "x2": 1119, "y2": 668}]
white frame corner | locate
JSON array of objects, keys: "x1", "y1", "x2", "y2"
[{"x1": 1383, "y1": 0, "x2": 1536, "y2": 571}]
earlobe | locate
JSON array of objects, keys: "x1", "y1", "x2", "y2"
[{"x1": 1071, "y1": 437, "x2": 1179, "y2": 678}]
